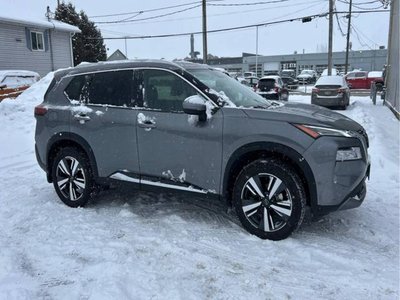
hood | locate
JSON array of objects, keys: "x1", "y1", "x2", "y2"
[{"x1": 242, "y1": 102, "x2": 363, "y2": 131}]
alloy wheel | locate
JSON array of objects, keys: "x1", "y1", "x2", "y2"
[
  {"x1": 56, "y1": 156, "x2": 86, "y2": 201},
  {"x1": 240, "y1": 173, "x2": 292, "y2": 232}
]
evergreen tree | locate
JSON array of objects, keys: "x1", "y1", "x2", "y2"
[{"x1": 55, "y1": 2, "x2": 107, "y2": 66}]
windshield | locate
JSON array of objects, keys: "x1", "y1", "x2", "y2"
[
  {"x1": 300, "y1": 70, "x2": 313, "y2": 75},
  {"x1": 187, "y1": 68, "x2": 271, "y2": 108}
]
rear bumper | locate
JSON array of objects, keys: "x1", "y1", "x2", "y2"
[{"x1": 312, "y1": 95, "x2": 346, "y2": 106}]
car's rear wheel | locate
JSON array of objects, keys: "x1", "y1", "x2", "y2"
[
  {"x1": 233, "y1": 159, "x2": 306, "y2": 240},
  {"x1": 51, "y1": 147, "x2": 95, "y2": 207}
]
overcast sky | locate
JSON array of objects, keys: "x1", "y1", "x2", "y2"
[{"x1": 2, "y1": 0, "x2": 391, "y2": 60}]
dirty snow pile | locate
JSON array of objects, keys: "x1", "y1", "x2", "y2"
[{"x1": 0, "y1": 78, "x2": 399, "y2": 299}]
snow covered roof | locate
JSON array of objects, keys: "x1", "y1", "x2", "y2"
[
  {"x1": 0, "y1": 14, "x2": 80, "y2": 33},
  {"x1": 0, "y1": 70, "x2": 40, "y2": 81},
  {"x1": 315, "y1": 75, "x2": 344, "y2": 86}
]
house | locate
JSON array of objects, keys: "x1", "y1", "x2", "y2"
[
  {"x1": 0, "y1": 14, "x2": 80, "y2": 77},
  {"x1": 107, "y1": 49, "x2": 128, "y2": 61}
]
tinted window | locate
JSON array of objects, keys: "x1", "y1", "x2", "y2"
[
  {"x1": 88, "y1": 71, "x2": 133, "y2": 106},
  {"x1": 258, "y1": 79, "x2": 276, "y2": 91},
  {"x1": 143, "y1": 69, "x2": 198, "y2": 112},
  {"x1": 65, "y1": 70, "x2": 138, "y2": 107},
  {"x1": 65, "y1": 75, "x2": 87, "y2": 101},
  {"x1": 346, "y1": 73, "x2": 355, "y2": 79},
  {"x1": 355, "y1": 72, "x2": 366, "y2": 78}
]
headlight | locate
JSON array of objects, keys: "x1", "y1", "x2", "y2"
[
  {"x1": 293, "y1": 124, "x2": 352, "y2": 138},
  {"x1": 336, "y1": 147, "x2": 362, "y2": 161}
]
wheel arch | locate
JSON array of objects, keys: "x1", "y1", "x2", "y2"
[
  {"x1": 223, "y1": 142, "x2": 317, "y2": 209},
  {"x1": 46, "y1": 132, "x2": 98, "y2": 182}
]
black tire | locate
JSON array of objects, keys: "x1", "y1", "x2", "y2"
[
  {"x1": 233, "y1": 159, "x2": 306, "y2": 240},
  {"x1": 51, "y1": 147, "x2": 95, "y2": 207}
]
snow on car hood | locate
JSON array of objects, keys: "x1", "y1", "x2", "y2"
[{"x1": 242, "y1": 102, "x2": 364, "y2": 132}]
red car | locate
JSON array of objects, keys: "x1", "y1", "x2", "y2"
[
  {"x1": 345, "y1": 71, "x2": 384, "y2": 90},
  {"x1": 0, "y1": 70, "x2": 40, "y2": 101}
]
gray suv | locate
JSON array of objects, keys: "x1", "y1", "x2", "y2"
[{"x1": 34, "y1": 60, "x2": 370, "y2": 240}]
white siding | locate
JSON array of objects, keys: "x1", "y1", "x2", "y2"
[{"x1": 0, "y1": 22, "x2": 74, "y2": 77}]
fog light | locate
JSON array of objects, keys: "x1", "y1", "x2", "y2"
[{"x1": 336, "y1": 147, "x2": 362, "y2": 161}]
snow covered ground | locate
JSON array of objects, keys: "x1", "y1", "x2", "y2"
[{"x1": 0, "y1": 77, "x2": 399, "y2": 299}]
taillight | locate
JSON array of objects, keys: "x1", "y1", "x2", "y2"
[
  {"x1": 312, "y1": 88, "x2": 320, "y2": 93},
  {"x1": 274, "y1": 83, "x2": 279, "y2": 93},
  {"x1": 337, "y1": 88, "x2": 346, "y2": 93},
  {"x1": 34, "y1": 105, "x2": 47, "y2": 116}
]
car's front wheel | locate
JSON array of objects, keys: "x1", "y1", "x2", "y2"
[
  {"x1": 51, "y1": 147, "x2": 95, "y2": 207},
  {"x1": 233, "y1": 159, "x2": 306, "y2": 240}
]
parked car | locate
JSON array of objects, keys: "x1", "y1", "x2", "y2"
[
  {"x1": 312, "y1": 75, "x2": 350, "y2": 110},
  {"x1": 0, "y1": 70, "x2": 40, "y2": 100},
  {"x1": 345, "y1": 71, "x2": 384, "y2": 90},
  {"x1": 281, "y1": 76, "x2": 299, "y2": 90},
  {"x1": 244, "y1": 76, "x2": 259, "y2": 89},
  {"x1": 281, "y1": 69, "x2": 296, "y2": 78},
  {"x1": 35, "y1": 60, "x2": 370, "y2": 240},
  {"x1": 243, "y1": 71, "x2": 257, "y2": 78},
  {"x1": 256, "y1": 75, "x2": 289, "y2": 101},
  {"x1": 297, "y1": 69, "x2": 317, "y2": 84}
]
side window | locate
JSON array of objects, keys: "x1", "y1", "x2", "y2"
[
  {"x1": 346, "y1": 73, "x2": 355, "y2": 79},
  {"x1": 88, "y1": 70, "x2": 133, "y2": 106},
  {"x1": 356, "y1": 72, "x2": 366, "y2": 78},
  {"x1": 143, "y1": 69, "x2": 198, "y2": 112},
  {"x1": 64, "y1": 75, "x2": 88, "y2": 102},
  {"x1": 65, "y1": 70, "x2": 138, "y2": 107}
]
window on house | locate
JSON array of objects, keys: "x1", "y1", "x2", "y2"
[{"x1": 31, "y1": 31, "x2": 44, "y2": 51}]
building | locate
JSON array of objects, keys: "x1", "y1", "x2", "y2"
[
  {"x1": 107, "y1": 49, "x2": 128, "y2": 61},
  {"x1": 0, "y1": 14, "x2": 80, "y2": 77},
  {"x1": 384, "y1": 0, "x2": 399, "y2": 118},
  {"x1": 196, "y1": 49, "x2": 388, "y2": 78}
]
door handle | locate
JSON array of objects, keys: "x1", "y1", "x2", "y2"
[
  {"x1": 74, "y1": 113, "x2": 91, "y2": 122},
  {"x1": 138, "y1": 120, "x2": 156, "y2": 128}
]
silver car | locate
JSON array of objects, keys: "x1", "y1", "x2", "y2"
[
  {"x1": 312, "y1": 75, "x2": 350, "y2": 110},
  {"x1": 34, "y1": 60, "x2": 370, "y2": 240}
]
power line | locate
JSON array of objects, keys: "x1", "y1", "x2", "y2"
[
  {"x1": 90, "y1": 1, "x2": 205, "y2": 18},
  {"x1": 95, "y1": 4, "x2": 202, "y2": 24},
  {"x1": 87, "y1": 9, "x2": 388, "y2": 40},
  {"x1": 97, "y1": 0, "x2": 326, "y2": 27},
  {"x1": 208, "y1": 0, "x2": 289, "y2": 6}
]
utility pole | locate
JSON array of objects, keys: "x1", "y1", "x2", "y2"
[
  {"x1": 344, "y1": 0, "x2": 352, "y2": 74},
  {"x1": 255, "y1": 26, "x2": 259, "y2": 77},
  {"x1": 202, "y1": 0, "x2": 208, "y2": 64},
  {"x1": 124, "y1": 37, "x2": 128, "y2": 58},
  {"x1": 328, "y1": 0, "x2": 334, "y2": 75}
]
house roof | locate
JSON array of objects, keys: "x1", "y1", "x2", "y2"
[
  {"x1": 107, "y1": 49, "x2": 128, "y2": 61},
  {"x1": 0, "y1": 14, "x2": 80, "y2": 33}
]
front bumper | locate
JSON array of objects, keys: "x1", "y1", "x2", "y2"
[{"x1": 302, "y1": 135, "x2": 370, "y2": 216}]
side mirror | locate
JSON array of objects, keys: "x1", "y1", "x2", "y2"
[
  {"x1": 183, "y1": 95, "x2": 207, "y2": 121},
  {"x1": 348, "y1": 83, "x2": 352, "y2": 88},
  {"x1": 0, "y1": 84, "x2": 6, "y2": 89}
]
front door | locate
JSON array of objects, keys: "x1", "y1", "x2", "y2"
[{"x1": 135, "y1": 69, "x2": 224, "y2": 195}]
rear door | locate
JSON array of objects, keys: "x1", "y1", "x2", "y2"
[
  {"x1": 66, "y1": 70, "x2": 141, "y2": 179},
  {"x1": 135, "y1": 68, "x2": 224, "y2": 194}
]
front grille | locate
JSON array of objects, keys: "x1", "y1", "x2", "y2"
[{"x1": 357, "y1": 129, "x2": 369, "y2": 148}]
